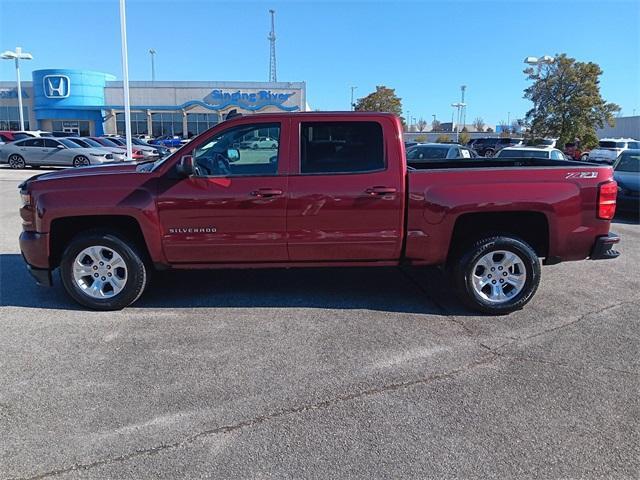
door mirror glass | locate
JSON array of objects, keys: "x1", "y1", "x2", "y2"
[
  {"x1": 57, "y1": 144, "x2": 65, "y2": 149},
  {"x1": 176, "y1": 155, "x2": 195, "y2": 177},
  {"x1": 227, "y1": 148, "x2": 240, "y2": 162}
]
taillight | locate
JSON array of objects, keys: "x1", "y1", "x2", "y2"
[{"x1": 597, "y1": 181, "x2": 617, "y2": 220}]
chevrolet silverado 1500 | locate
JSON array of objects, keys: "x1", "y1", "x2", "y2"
[{"x1": 19, "y1": 112, "x2": 620, "y2": 313}]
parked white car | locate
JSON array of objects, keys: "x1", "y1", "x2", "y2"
[
  {"x1": 0, "y1": 137, "x2": 113, "y2": 168},
  {"x1": 66, "y1": 137, "x2": 127, "y2": 162},
  {"x1": 496, "y1": 146, "x2": 569, "y2": 160},
  {"x1": 588, "y1": 138, "x2": 640, "y2": 164},
  {"x1": 239, "y1": 137, "x2": 278, "y2": 149}
]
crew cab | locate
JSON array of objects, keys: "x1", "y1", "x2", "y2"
[{"x1": 18, "y1": 112, "x2": 620, "y2": 314}]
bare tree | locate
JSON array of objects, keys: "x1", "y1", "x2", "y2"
[
  {"x1": 472, "y1": 117, "x2": 485, "y2": 132},
  {"x1": 417, "y1": 117, "x2": 428, "y2": 132},
  {"x1": 431, "y1": 119, "x2": 442, "y2": 132}
]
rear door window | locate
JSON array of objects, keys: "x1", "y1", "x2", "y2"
[{"x1": 300, "y1": 121, "x2": 384, "y2": 174}]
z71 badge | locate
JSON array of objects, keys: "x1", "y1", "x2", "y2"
[{"x1": 566, "y1": 171, "x2": 598, "y2": 179}]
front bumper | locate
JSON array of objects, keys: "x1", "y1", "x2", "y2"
[
  {"x1": 590, "y1": 232, "x2": 620, "y2": 260},
  {"x1": 25, "y1": 260, "x2": 52, "y2": 287}
]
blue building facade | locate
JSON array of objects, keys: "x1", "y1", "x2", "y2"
[{"x1": 0, "y1": 69, "x2": 307, "y2": 136}]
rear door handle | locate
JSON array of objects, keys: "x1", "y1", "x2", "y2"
[
  {"x1": 365, "y1": 186, "x2": 397, "y2": 196},
  {"x1": 251, "y1": 188, "x2": 283, "y2": 198}
]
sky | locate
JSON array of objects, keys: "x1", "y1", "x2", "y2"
[{"x1": 1, "y1": 0, "x2": 638, "y2": 126}]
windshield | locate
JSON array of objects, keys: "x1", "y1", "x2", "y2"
[
  {"x1": 107, "y1": 137, "x2": 125, "y2": 146},
  {"x1": 599, "y1": 141, "x2": 626, "y2": 149},
  {"x1": 407, "y1": 146, "x2": 450, "y2": 160},
  {"x1": 497, "y1": 149, "x2": 548, "y2": 159},
  {"x1": 59, "y1": 138, "x2": 82, "y2": 148},
  {"x1": 81, "y1": 138, "x2": 105, "y2": 148},
  {"x1": 68, "y1": 138, "x2": 89, "y2": 148},
  {"x1": 99, "y1": 138, "x2": 121, "y2": 147},
  {"x1": 615, "y1": 152, "x2": 640, "y2": 172}
]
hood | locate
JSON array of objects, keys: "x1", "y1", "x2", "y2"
[
  {"x1": 30, "y1": 162, "x2": 140, "y2": 182},
  {"x1": 614, "y1": 171, "x2": 640, "y2": 192}
]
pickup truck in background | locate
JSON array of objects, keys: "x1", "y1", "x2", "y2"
[{"x1": 18, "y1": 112, "x2": 620, "y2": 314}]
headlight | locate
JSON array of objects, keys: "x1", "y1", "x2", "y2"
[
  {"x1": 90, "y1": 153, "x2": 105, "y2": 157},
  {"x1": 20, "y1": 191, "x2": 32, "y2": 206}
]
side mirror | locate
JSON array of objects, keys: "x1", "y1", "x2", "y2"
[
  {"x1": 56, "y1": 144, "x2": 65, "y2": 149},
  {"x1": 176, "y1": 155, "x2": 195, "y2": 177},
  {"x1": 227, "y1": 148, "x2": 240, "y2": 162}
]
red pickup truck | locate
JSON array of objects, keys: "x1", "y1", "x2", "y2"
[{"x1": 19, "y1": 112, "x2": 620, "y2": 314}]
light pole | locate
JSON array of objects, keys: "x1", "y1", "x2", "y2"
[
  {"x1": 1, "y1": 47, "x2": 33, "y2": 131},
  {"x1": 451, "y1": 102, "x2": 466, "y2": 142},
  {"x1": 350, "y1": 86, "x2": 357, "y2": 111},
  {"x1": 149, "y1": 48, "x2": 156, "y2": 82},
  {"x1": 118, "y1": 0, "x2": 133, "y2": 159}
]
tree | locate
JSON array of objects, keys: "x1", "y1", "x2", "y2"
[
  {"x1": 431, "y1": 119, "x2": 442, "y2": 132},
  {"x1": 473, "y1": 117, "x2": 485, "y2": 132},
  {"x1": 355, "y1": 85, "x2": 403, "y2": 120},
  {"x1": 417, "y1": 117, "x2": 428, "y2": 132},
  {"x1": 523, "y1": 53, "x2": 620, "y2": 149},
  {"x1": 414, "y1": 134, "x2": 427, "y2": 143},
  {"x1": 498, "y1": 121, "x2": 511, "y2": 136},
  {"x1": 486, "y1": 127, "x2": 494, "y2": 133},
  {"x1": 436, "y1": 134, "x2": 451, "y2": 143},
  {"x1": 459, "y1": 131, "x2": 471, "y2": 145}
]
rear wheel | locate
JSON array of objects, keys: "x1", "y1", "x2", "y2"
[
  {"x1": 451, "y1": 235, "x2": 541, "y2": 314},
  {"x1": 484, "y1": 149, "x2": 495, "y2": 158},
  {"x1": 60, "y1": 231, "x2": 148, "y2": 310},
  {"x1": 73, "y1": 155, "x2": 90, "y2": 167},
  {"x1": 580, "y1": 153, "x2": 589, "y2": 161},
  {"x1": 8, "y1": 154, "x2": 26, "y2": 169}
]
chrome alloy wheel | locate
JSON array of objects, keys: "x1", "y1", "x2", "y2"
[
  {"x1": 471, "y1": 250, "x2": 527, "y2": 304},
  {"x1": 72, "y1": 246, "x2": 128, "y2": 298},
  {"x1": 8, "y1": 154, "x2": 25, "y2": 169}
]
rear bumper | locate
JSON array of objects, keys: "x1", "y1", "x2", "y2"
[{"x1": 590, "y1": 232, "x2": 620, "y2": 260}]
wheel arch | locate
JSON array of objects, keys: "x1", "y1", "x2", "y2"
[
  {"x1": 447, "y1": 211, "x2": 550, "y2": 264},
  {"x1": 49, "y1": 215, "x2": 151, "y2": 269}
]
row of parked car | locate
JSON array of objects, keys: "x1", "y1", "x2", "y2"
[
  {"x1": 404, "y1": 141, "x2": 639, "y2": 214},
  {"x1": 0, "y1": 130, "x2": 172, "y2": 169},
  {"x1": 405, "y1": 136, "x2": 640, "y2": 165}
]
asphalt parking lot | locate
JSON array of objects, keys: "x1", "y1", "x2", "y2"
[{"x1": 0, "y1": 167, "x2": 638, "y2": 479}]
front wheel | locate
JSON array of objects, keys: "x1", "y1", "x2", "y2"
[
  {"x1": 580, "y1": 153, "x2": 589, "y2": 161},
  {"x1": 451, "y1": 235, "x2": 541, "y2": 314},
  {"x1": 60, "y1": 231, "x2": 148, "y2": 310},
  {"x1": 73, "y1": 155, "x2": 90, "y2": 167}
]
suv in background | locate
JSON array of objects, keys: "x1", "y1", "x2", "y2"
[
  {"x1": 588, "y1": 138, "x2": 640, "y2": 164},
  {"x1": 472, "y1": 137, "x2": 523, "y2": 157}
]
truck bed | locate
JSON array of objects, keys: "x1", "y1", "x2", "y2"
[{"x1": 404, "y1": 162, "x2": 614, "y2": 265}]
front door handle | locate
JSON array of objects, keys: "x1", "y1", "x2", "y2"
[
  {"x1": 251, "y1": 188, "x2": 283, "y2": 198},
  {"x1": 365, "y1": 186, "x2": 397, "y2": 196}
]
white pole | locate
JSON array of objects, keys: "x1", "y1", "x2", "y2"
[
  {"x1": 119, "y1": 0, "x2": 133, "y2": 159},
  {"x1": 15, "y1": 47, "x2": 25, "y2": 131}
]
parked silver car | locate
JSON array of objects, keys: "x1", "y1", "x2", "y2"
[
  {"x1": 109, "y1": 137, "x2": 160, "y2": 159},
  {"x1": 66, "y1": 137, "x2": 127, "y2": 162},
  {"x1": 0, "y1": 137, "x2": 113, "y2": 168}
]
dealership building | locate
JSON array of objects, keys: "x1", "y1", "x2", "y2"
[{"x1": 0, "y1": 69, "x2": 307, "y2": 137}]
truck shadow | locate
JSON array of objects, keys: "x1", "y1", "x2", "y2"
[{"x1": 0, "y1": 254, "x2": 473, "y2": 316}]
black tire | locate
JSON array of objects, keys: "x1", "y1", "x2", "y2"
[
  {"x1": 60, "y1": 231, "x2": 148, "y2": 310},
  {"x1": 73, "y1": 155, "x2": 90, "y2": 167},
  {"x1": 8, "y1": 154, "x2": 26, "y2": 169},
  {"x1": 484, "y1": 149, "x2": 494, "y2": 158},
  {"x1": 451, "y1": 235, "x2": 541, "y2": 315}
]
